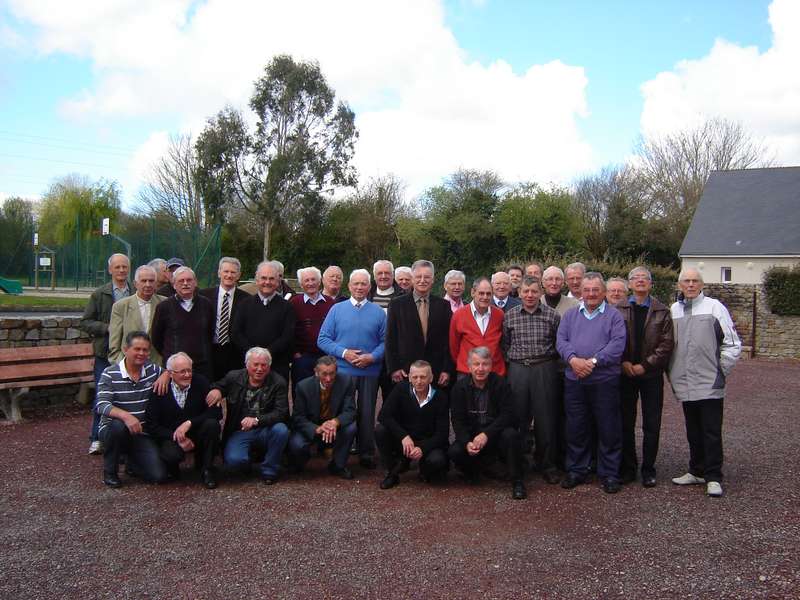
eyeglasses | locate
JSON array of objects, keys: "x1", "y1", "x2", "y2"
[{"x1": 169, "y1": 369, "x2": 193, "y2": 376}]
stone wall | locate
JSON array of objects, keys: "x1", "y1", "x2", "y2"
[
  {"x1": 0, "y1": 317, "x2": 93, "y2": 413},
  {"x1": 704, "y1": 284, "x2": 800, "y2": 359}
]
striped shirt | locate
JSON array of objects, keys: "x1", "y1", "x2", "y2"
[
  {"x1": 96, "y1": 359, "x2": 163, "y2": 431},
  {"x1": 502, "y1": 302, "x2": 561, "y2": 362}
]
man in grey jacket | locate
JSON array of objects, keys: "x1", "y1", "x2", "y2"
[{"x1": 668, "y1": 267, "x2": 741, "y2": 497}]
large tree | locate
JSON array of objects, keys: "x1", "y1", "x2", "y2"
[{"x1": 195, "y1": 54, "x2": 359, "y2": 260}]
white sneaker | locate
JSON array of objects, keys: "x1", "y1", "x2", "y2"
[
  {"x1": 671, "y1": 472, "x2": 705, "y2": 485},
  {"x1": 706, "y1": 481, "x2": 723, "y2": 497},
  {"x1": 88, "y1": 441, "x2": 104, "y2": 455}
]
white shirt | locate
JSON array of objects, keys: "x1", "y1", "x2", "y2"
[
  {"x1": 171, "y1": 381, "x2": 190, "y2": 410},
  {"x1": 217, "y1": 286, "x2": 235, "y2": 317},
  {"x1": 470, "y1": 301, "x2": 491, "y2": 335},
  {"x1": 179, "y1": 296, "x2": 193, "y2": 312},
  {"x1": 304, "y1": 293, "x2": 326, "y2": 305},
  {"x1": 136, "y1": 296, "x2": 151, "y2": 329},
  {"x1": 493, "y1": 295, "x2": 508, "y2": 308},
  {"x1": 258, "y1": 291, "x2": 277, "y2": 306},
  {"x1": 349, "y1": 297, "x2": 368, "y2": 309},
  {"x1": 412, "y1": 384, "x2": 434, "y2": 408}
]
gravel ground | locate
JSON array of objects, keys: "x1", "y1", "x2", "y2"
[{"x1": 1, "y1": 359, "x2": 798, "y2": 599}]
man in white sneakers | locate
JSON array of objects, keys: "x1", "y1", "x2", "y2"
[{"x1": 668, "y1": 268, "x2": 741, "y2": 497}]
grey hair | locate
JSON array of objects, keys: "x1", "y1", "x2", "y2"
[
  {"x1": 520, "y1": 275, "x2": 542, "y2": 290},
  {"x1": 678, "y1": 268, "x2": 704, "y2": 283},
  {"x1": 297, "y1": 266, "x2": 322, "y2": 282},
  {"x1": 270, "y1": 260, "x2": 285, "y2": 276},
  {"x1": 134, "y1": 265, "x2": 157, "y2": 282},
  {"x1": 166, "y1": 352, "x2": 193, "y2": 371},
  {"x1": 218, "y1": 256, "x2": 241, "y2": 272},
  {"x1": 395, "y1": 266, "x2": 412, "y2": 277},
  {"x1": 467, "y1": 346, "x2": 492, "y2": 364},
  {"x1": 444, "y1": 269, "x2": 466, "y2": 284},
  {"x1": 582, "y1": 271, "x2": 606, "y2": 288},
  {"x1": 566, "y1": 262, "x2": 586, "y2": 276},
  {"x1": 373, "y1": 260, "x2": 394, "y2": 275},
  {"x1": 472, "y1": 276, "x2": 491, "y2": 289},
  {"x1": 607, "y1": 277, "x2": 629, "y2": 292},
  {"x1": 491, "y1": 271, "x2": 511, "y2": 284},
  {"x1": 172, "y1": 266, "x2": 196, "y2": 281},
  {"x1": 316, "y1": 355, "x2": 338, "y2": 369},
  {"x1": 107, "y1": 253, "x2": 130, "y2": 267},
  {"x1": 542, "y1": 266, "x2": 565, "y2": 280},
  {"x1": 411, "y1": 260, "x2": 434, "y2": 276},
  {"x1": 349, "y1": 268, "x2": 371, "y2": 284},
  {"x1": 148, "y1": 258, "x2": 166, "y2": 271},
  {"x1": 628, "y1": 266, "x2": 652, "y2": 281},
  {"x1": 255, "y1": 261, "x2": 278, "y2": 278},
  {"x1": 245, "y1": 346, "x2": 272, "y2": 366}
]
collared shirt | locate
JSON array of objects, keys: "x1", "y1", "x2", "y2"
[
  {"x1": 171, "y1": 381, "x2": 190, "y2": 410},
  {"x1": 112, "y1": 284, "x2": 130, "y2": 302},
  {"x1": 258, "y1": 291, "x2": 277, "y2": 306},
  {"x1": 137, "y1": 296, "x2": 151, "y2": 328},
  {"x1": 304, "y1": 292, "x2": 326, "y2": 305},
  {"x1": 412, "y1": 290, "x2": 430, "y2": 304},
  {"x1": 470, "y1": 300, "x2": 491, "y2": 335},
  {"x1": 502, "y1": 302, "x2": 560, "y2": 362},
  {"x1": 96, "y1": 359, "x2": 162, "y2": 431},
  {"x1": 411, "y1": 383, "x2": 434, "y2": 408},
  {"x1": 349, "y1": 296, "x2": 368, "y2": 309},
  {"x1": 445, "y1": 294, "x2": 465, "y2": 313},
  {"x1": 179, "y1": 296, "x2": 194, "y2": 312},
  {"x1": 468, "y1": 380, "x2": 490, "y2": 429},
  {"x1": 217, "y1": 285, "x2": 236, "y2": 314},
  {"x1": 628, "y1": 294, "x2": 651, "y2": 308},
  {"x1": 493, "y1": 295, "x2": 508, "y2": 309},
  {"x1": 579, "y1": 300, "x2": 607, "y2": 321}
]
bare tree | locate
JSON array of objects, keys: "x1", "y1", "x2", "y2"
[{"x1": 137, "y1": 133, "x2": 209, "y2": 229}]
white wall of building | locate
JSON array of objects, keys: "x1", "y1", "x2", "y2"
[{"x1": 680, "y1": 256, "x2": 800, "y2": 284}]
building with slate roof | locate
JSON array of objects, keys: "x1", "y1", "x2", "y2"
[{"x1": 679, "y1": 167, "x2": 800, "y2": 283}]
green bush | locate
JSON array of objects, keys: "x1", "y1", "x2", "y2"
[{"x1": 763, "y1": 266, "x2": 800, "y2": 316}]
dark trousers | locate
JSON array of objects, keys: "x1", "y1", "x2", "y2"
[
  {"x1": 564, "y1": 377, "x2": 622, "y2": 482},
  {"x1": 211, "y1": 342, "x2": 243, "y2": 382},
  {"x1": 90, "y1": 357, "x2": 110, "y2": 441},
  {"x1": 290, "y1": 353, "x2": 320, "y2": 399},
  {"x1": 682, "y1": 398, "x2": 724, "y2": 482},
  {"x1": 352, "y1": 375, "x2": 379, "y2": 459},
  {"x1": 374, "y1": 423, "x2": 448, "y2": 479},
  {"x1": 448, "y1": 427, "x2": 524, "y2": 481},
  {"x1": 620, "y1": 374, "x2": 664, "y2": 478},
  {"x1": 287, "y1": 422, "x2": 358, "y2": 470},
  {"x1": 507, "y1": 360, "x2": 559, "y2": 473},
  {"x1": 99, "y1": 419, "x2": 168, "y2": 482},
  {"x1": 157, "y1": 419, "x2": 221, "y2": 474}
]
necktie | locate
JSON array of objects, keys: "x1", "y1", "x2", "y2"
[
  {"x1": 417, "y1": 297, "x2": 429, "y2": 342},
  {"x1": 218, "y1": 292, "x2": 230, "y2": 346},
  {"x1": 355, "y1": 302, "x2": 362, "y2": 309},
  {"x1": 498, "y1": 300, "x2": 505, "y2": 308}
]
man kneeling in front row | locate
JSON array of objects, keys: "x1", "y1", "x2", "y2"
[
  {"x1": 289, "y1": 355, "x2": 358, "y2": 479},
  {"x1": 145, "y1": 352, "x2": 221, "y2": 489},
  {"x1": 375, "y1": 360, "x2": 449, "y2": 489},
  {"x1": 206, "y1": 347, "x2": 290, "y2": 485},
  {"x1": 448, "y1": 347, "x2": 526, "y2": 499}
]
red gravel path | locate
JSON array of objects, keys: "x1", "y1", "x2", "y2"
[{"x1": 1, "y1": 359, "x2": 798, "y2": 599}]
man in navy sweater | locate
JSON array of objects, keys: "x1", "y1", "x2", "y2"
[{"x1": 556, "y1": 272, "x2": 626, "y2": 494}]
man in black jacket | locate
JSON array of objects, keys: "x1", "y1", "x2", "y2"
[
  {"x1": 206, "y1": 346, "x2": 289, "y2": 485},
  {"x1": 289, "y1": 356, "x2": 358, "y2": 479},
  {"x1": 145, "y1": 352, "x2": 222, "y2": 488},
  {"x1": 448, "y1": 347, "x2": 526, "y2": 499},
  {"x1": 375, "y1": 360, "x2": 449, "y2": 489},
  {"x1": 230, "y1": 261, "x2": 295, "y2": 382}
]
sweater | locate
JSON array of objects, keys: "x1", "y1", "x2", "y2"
[
  {"x1": 378, "y1": 383, "x2": 449, "y2": 454},
  {"x1": 556, "y1": 303, "x2": 626, "y2": 384},
  {"x1": 290, "y1": 294, "x2": 334, "y2": 355},
  {"x1": 317, "y1": 300, "x2": 386, "y2": 377},
  {"x1": 449, "y1": 304, "x2": 506, "y2": 375}
]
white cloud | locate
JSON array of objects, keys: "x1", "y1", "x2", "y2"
[
  {"x1": 640, "y1": 0, "x2": 800, "y2": 165},
  {"x1": 8, "y1": 0, "x2": 595, "y2": 198}
]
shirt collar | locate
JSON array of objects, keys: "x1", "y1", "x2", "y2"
[
  {"x1": 375, "y1": 286, "x2": 395, "y2": 296},
  {"x1": 470, "y1": 300, "x2": 489, "y2": 317},
  {"x1": 579, "y1": 300, "x2": 606, "y2": 316},
  {"x1": 628, "y1": 294, "x2": 651, "y2": 307},
  {"x1": 493, "y1": 295, "x2": 508, "y2": 305},
  {"x1": 410, "y1": 383, "x2": 434, "y2": 406},
  {"x1": 412, "y1": 290, "x2": 429, "y2": 303},
  {"x1": 304, "y1": 292, "x2": 325, "y2": 305},
  {"x1": 119, "y1": 358, "x2": 145, "y2": 381},
  {"x1": 349, "y1": 296, "x2": 368, "y2": 307},
  {"x1": 171, "y1": 380, "x2": 190, "y2": 395},
  {"x1": 258, "y1": 291, "x2": 277, "y2": 304}
]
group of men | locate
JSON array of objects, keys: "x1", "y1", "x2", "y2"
[{"x1": 83, "y1": 254, "x2": 741, "y2": 499}]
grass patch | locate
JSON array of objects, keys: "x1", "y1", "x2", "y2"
[{"x1": 0, "y1": 294, "x2": 87, "y2": 309}]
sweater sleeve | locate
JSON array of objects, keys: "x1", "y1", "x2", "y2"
[
  {"x1": 367, "y1": 308, "x2": 386, "y2": 362},
  {"x1": 317, "y1": 306, "x2": 346, "y2": 358},
  {"x1": 595, "y1": 310, "x2": 627, "y2": 367},
  {"x1": 556, "y1": 310, "x2": 578, "y2": 363},
  {"x1": 418, "y1": 391, "x2": 449, "y2": 454}
]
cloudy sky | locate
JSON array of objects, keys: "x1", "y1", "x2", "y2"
[{"x1": 1, "y1": 0, "x2": 798, "y2": 209}]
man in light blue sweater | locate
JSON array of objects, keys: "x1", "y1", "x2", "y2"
[{"x1": 318, "y1": 269, "x2": 386, "y2": 469}]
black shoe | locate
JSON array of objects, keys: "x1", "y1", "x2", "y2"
[
  {"x1": 602, "y1": 479, "x2": 622, "y2": 494},
  {"x1": 512, "y1": 480, "x2": 527, "y2": 500},
  {"x1": 561, "y1": 474, "x2": 585, "y2": 489},
  {"x1": 380, "y1": 473, "x2": 399, "y2": 490},
  {"x1": 328, "y1": 463, "x2": 354, "y2": 480},
  {"x1": 620, "y1": 471, "x2": 636, "y2": 485},
  {"x1": 262, "y1": 476, "x2": 277, "y2": 485},
  {"x1": 460, "y1": 471, "x2": 480, "y2": 485},
  {"x1": 359, "y1": 456, "x2": 377, "y2": 470},
  {"x1": 125, "y1": 464, "x2": 138, "y2": 478},
  {"x1": 542, "y1": 470, "x2": 561, "y2": 485},
  {"x1": 103, "y1": 473, "x2": 122, "y2": 488},
  {"x1": 201, "y1": 469, "x2": 218, "y2": 489},
  {"x1": 642, "y1": 475, "x2": 657, "y2": 488}
]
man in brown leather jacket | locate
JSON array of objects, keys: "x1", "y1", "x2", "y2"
[{"x1": 616, "y1": 266, "x2": 674, "y2": 488}]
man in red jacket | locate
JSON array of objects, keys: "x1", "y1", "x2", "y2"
[{"x1": 449, "y1": 277, "x2": 505, "y2": 379}]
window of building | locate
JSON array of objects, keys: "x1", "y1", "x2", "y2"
[{"x1": 721, "y1": 267, "x2": 732, "y2": 283}]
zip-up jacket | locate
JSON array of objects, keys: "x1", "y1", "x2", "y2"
[{"x1": 617, "y1": 296, "x2": 674, "y2": 378}]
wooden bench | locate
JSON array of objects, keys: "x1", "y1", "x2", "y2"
[{"x1": 0, "y1": 343, "x2": 94, "y2": 423}]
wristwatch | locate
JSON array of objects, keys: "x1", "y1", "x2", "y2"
[{"x1": 590, "y1": 357, "x2": 598, "y2": 366}]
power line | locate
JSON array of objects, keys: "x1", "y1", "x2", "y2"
[
  {"x1": 0, "y1": 134, "x2": 133, "y2": 158},
  {"x1": 0, "y1": 130, "x2": 140, "y2": 154}
]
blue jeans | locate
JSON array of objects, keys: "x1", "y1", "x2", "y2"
[
  {"x1": 288, "y1": 422, "x2": 358, "y2": 470},
  {"x1": 90, "y1": 357, "x2": 110, "y2": 442},
  {"x1": 224, "y1": 423, "x2": 289, "y2": 479}
]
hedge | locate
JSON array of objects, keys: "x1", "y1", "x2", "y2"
[{"x1": 763, "y1": 266, "x2": 800, "y2": 316}]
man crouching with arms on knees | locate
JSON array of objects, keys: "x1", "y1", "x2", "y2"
[
  {"x1": 145, "y1": 352, "x2": 222, "y2": 489},
  {"x1": 449, "y1": 347, "x2": 526, "y2": 499},
  {"x1": 375, "y1": 360, "x2": 449, "y2": 489},
  {"x1": 96, "y1": 331, "x2": 170, "y2": 488},
  {"x1": 206, "y1": 347, "x2": 289, "y2": 485},
  {"x1": 288, "y1": 355, "x2": 358, "y2": 479}
]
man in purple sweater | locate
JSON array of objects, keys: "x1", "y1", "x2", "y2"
[
  {"x1": 556, "y1": 272, "x2": 626, "y2": 494},
  {"x1": 318, "y1": 269, "x2": 386, "y2": 470}
]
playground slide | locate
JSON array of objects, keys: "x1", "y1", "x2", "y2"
[{"x1": 0, "y1": 277, "x2": 23, "y2": 294}]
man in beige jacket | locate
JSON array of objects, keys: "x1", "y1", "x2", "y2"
[{"x1": 108, "y1": 265, "x2": 166, "y2": 365}]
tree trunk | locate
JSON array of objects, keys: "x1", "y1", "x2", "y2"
[{"x1": 262, "y1": 218, "x2": 272, "y2": 262}]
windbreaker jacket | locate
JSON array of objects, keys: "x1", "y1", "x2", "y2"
[
  {"x1": 617, "y1": 296, "x2": 674, "y2": 378},
  {"x1": 667, "y1": 292, "x2": 741, "y2": 402}
]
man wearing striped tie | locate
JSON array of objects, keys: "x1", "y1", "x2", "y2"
[{"x1": 200, "y1": 257, "x2": 249, "y2": 381}]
